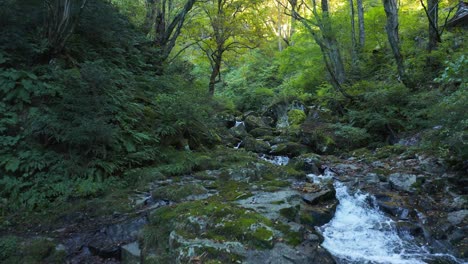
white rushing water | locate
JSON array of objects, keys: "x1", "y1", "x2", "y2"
[
  {"x1": 318, "y1": 181, "x2": 464, "y2": 264},
  {"x1": 260, "y1": 154, "x2": 289, "y2": 166},
  {"x1": 234, "y1": 121, "x2": 244, "y2": 127}
]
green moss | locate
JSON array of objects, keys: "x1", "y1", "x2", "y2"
[
  {"x1": 0, "y1": 237, "x2": 64, "y2": 264},
  {"x1": 287, "y1": 109, "x2": 306, "y2": 126},
  {"x1": 273, "y1": 222, "x2": 303, "y2": 247},
  {"x1": 152, "y1": 183, "x2": 207, "y2": 202},
  {"x1": 299, "y1": 212, "x2": 315, "y2": 226},
  {"x1": 216, "y1": 181, "x2": 253, "y2": 201},
  {"x1": 279, "y1": 206, "x2": 299, "y2": 221},
  {"x1": 145, "y1": 199, "x2": 277, "y2": 253}
]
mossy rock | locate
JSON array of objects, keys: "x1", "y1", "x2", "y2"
[
  {"x1": 270, "y1": 142, "x2": 310, "y2": 157},
  {"x1": 279, "y1": 205, "x2": 300, "y2": 221},
  {"x1": 249, "y1": 127, "x2": 274, "y2": 138},
  {"x1": 290, "y1": 153, "x2": 322, "y2": 174},
  {"x1": 243, "y1": 137, "x2": 271, "y2": 154},
  {"x1": 287, "y1": 109, "x2": 306, "y2": 126},
  {"x1": 244, "y1": 115, "x2": 269, "y2": 131},
  {"x1": 145, "y1": 199, "x2": 278, "y2": 256},
  {"x1": 152, "y1": 183, "x2": 207, "y2": 202}
]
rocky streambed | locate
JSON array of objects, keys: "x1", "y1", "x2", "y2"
[{"x1": 3, "y1": 104, "x2": 467, "y2": 264}]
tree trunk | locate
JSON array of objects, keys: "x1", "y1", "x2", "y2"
[
  {"x1": 349, "y1": 0, "x2": 357, "y2": 63},
  {"x1": 427, "y1": 0, "x2": 440, "y2": 51},
  {"x1": 357, "y1": 0, "x2": 365, "y2": 50},
  {"x1": 143, "y1": 0, "x2": 156, "y2": 35},
  {"x1": 382, "y1": 0, "x2": 406, "y2": 83},
  {"x1": 44, "y1": 0, "x2": 88, "y2": 59},
  {"x1": 208, "y1": 55, "x2": 222, "y2": 96},
  {"x1": 321, "y1": 0, "x2": 346, "y2": 85},
  {"x1": 153, "y1": 0, "x2": 197, "y2": 66}
]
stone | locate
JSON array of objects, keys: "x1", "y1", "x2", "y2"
[
  {"x1": 121, "y1": 242, "x2": 141, "y2": 264},
  {"x1": 270, "y1": 142, "x2": 310, "y2": 157},
  {"x1": 249, "y1": 127, "x2": 274, "y2": 138},
  {"x1": 388, "y1": 173, "x2": 417, "y2": 192},
  {"x1": 243, "y1": 137, "x2": 271, "y2": 154},
  {"x1": 301, "y1": 189, "x2": 336, "y2": 205},
  {"x1": 244, "y1": 115, "x2": 269, "y2": 131},
  {"x1": 447, "y1": 210, "x2": 468, "y2": 226},
  {"x1": 365, "y1": 173, "x2": 380, "y2": 184},
  {"x1": 229, "y1": 124, "x2": 249, "y2": 139}
]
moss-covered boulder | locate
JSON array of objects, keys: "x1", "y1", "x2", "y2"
[
  {"x1": 244, "y1": 115, "x2": 269, "y2": 131},
  {"x1": 243, "y1": 137, "x2": 271, "y2": 154},
  {"x1": 270, "y1": 142, "x2": 310, "y2": 157},
  {"x1": 287, "y1": 109, "x2": 306, "y2": 126},
  {"x1": 290, "y1": 153, "x2": 322, "y2": 174},
  {"x1": 250, "y1": 127, "x2": 274, "y2": 138},
  {"x1": 142, "y1": 200, "x2": 280, "y2": 260}
]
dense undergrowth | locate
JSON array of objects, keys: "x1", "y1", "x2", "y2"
[{"x1": 0, "y1": 1, "x2": 219, "y2": 214}]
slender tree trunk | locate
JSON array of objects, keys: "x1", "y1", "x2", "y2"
[
  {"x1": 427, "y1": 0, "x2": 440, "y2": 51},
  {"x1": 44, "y1": 0, "x2": 87, "y2": 59},
  {"x1": 153, "y1": 0, "x2": 197, "y2": 65},
  {"x1": 143, "y1": 0, "x2": 156, "y2": 35},
  {"x1": 357, "y1": 0, "x2": 365, "y2": 50},
  {"x1": 277, "y1": 2, "x2": 283, "y2": 51},
  {"x1": 382, "y1": 0, "x2": 406, "y2": 83},
  {"x1": 321, "y1": 0, "x2": 346, "y2": 85},
  {"x1": 349, "y1": 0, "x2": 357, "y2": 63},
  {"x1": 208, "y1": 54, "x2": 222, "y2": 96}
]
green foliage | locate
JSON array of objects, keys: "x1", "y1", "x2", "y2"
[
  {"x1": 0, "y1": 0, "x2": 220, "y2": 212},
  {"x1": 346, "y1": 82, "x2": 411, "y2": 142},
  {"x1": 435, "y1": 55, "x2": 468, "y2": 89},
  {"x1": 426, "y1": 87, "x2": 468, "y2": 161},
  {"x1": 330, "y1": 123, "x2": 371, "y2": 150}
]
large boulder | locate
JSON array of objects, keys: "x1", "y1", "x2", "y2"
[
  {"x1": 270, "y1": 142, "x2": 310, "y2": 157},
  {"x1": 244, "y1": 115, "x2": 269, "y2": 131},
  {"x1": 229, "y1": 123, "x2": 249, "y2": 139},
  {"x1": 244, "y1": 137, "x2": 271, "y2": 154},
  {"x1": 388, "y1": 173, "x2": 417, "y2": 192},
  {"x1": 250, "y1": 127, "x2": 274, "y2": 138}
]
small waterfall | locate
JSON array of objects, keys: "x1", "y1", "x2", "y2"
[
  {"x1": 317, "y1": 181, "x2": 464, "y2": 264},
  {"x1": 235, "y1": 121, "x2": 244, "y2": 127},
  {"x1": 260, "y1": 154, "x2": 289, "y2": 166},
  {"x1": 234, "y1": 141, "x2": 243, "y2": 149}
]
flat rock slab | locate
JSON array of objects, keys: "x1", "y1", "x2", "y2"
[
  {"x1": 237, "y1": 190, "x2": 302, "y2": 220},
  {"x1": 302, "y1": 189, "x2": 336, "y2": 205}
]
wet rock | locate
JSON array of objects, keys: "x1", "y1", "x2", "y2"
[
  {"x1": 290, "y1": 154, "x2": 321, "y2": 175},
  {"x1": 301, "y1": 188, "x2": 336, "y2": 206},
  {"x1": 388, "y1": 173, "x2": 417, "y2": 192},
  {"x1": 237, "y1": 190, "x2": 303, "y2": 220},
  {"x1": 87, "y1": 217, "x2": 148, "y2": 260},
  {"x1": 447, "y1": 210, "x2": 467, "y2": 226},
  {"x1": 121, "y1": 242, "x2": 141, "y2": 264},
  {"x1": 365, "y1": 173, "x2": 380, "y2": 184},
  {"x1": 300, "y1": 200, "x2": 338, "y2": 227},
  {"x1": 396, "y1": 221, "x2": 424, "y2": 237},
  {"x1": 245, "y1": 241, "x2": 336, "y2": 264}
]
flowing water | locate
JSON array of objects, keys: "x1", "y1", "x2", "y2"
[
  {"x1": 317, "y1": 180, "x2": 465, "y2": 264},
  {"x1": 259, "y1": 154, "x2": 289, "y2": 166}
]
